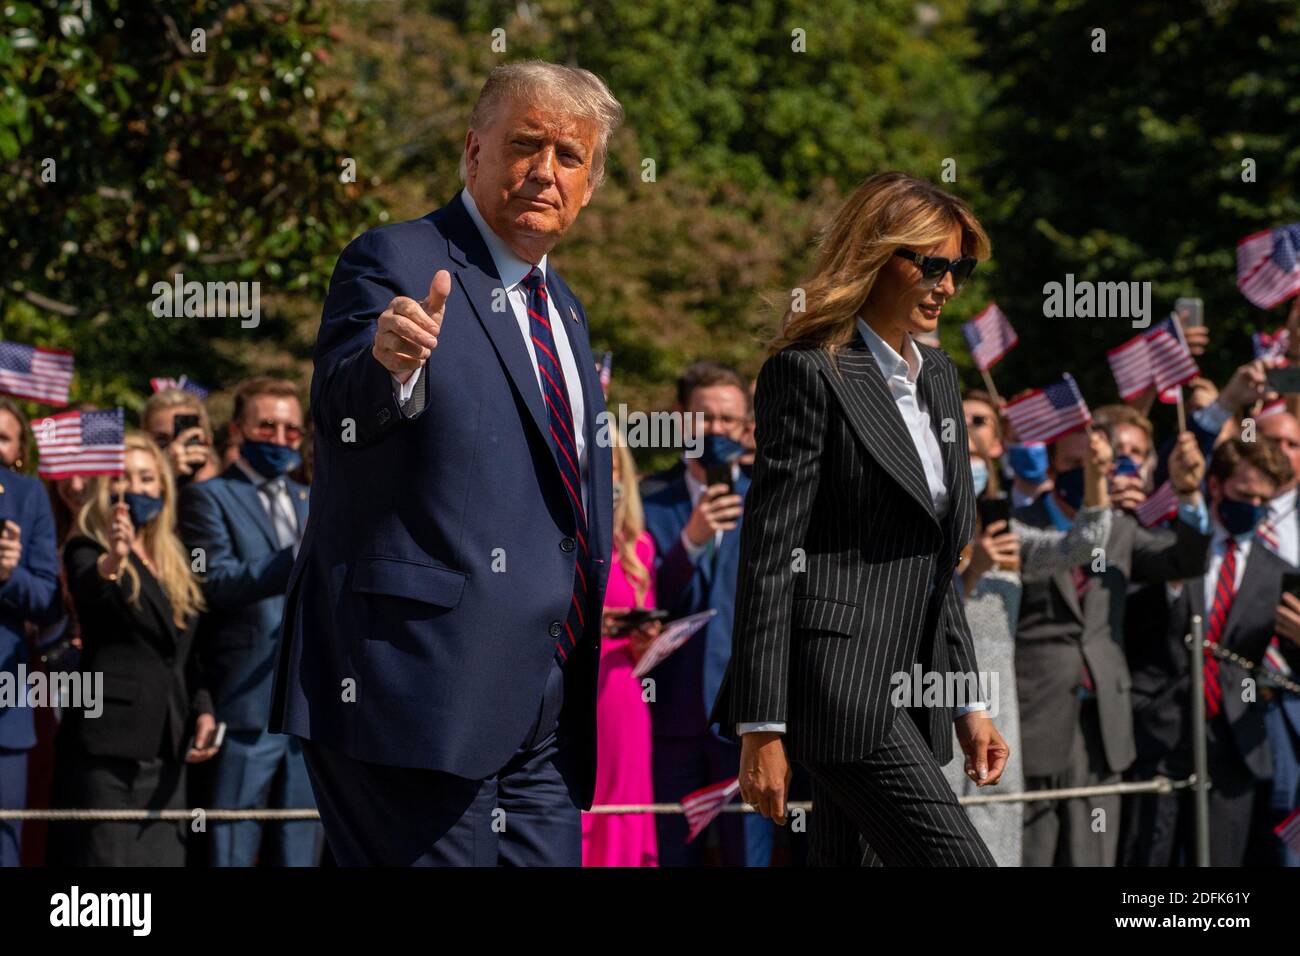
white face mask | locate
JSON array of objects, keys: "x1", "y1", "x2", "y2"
[
  {"x1": 971, "y1": 458, "x2": 989, "y2": 498},
  {"x1": 612, "y1": 482, "x2": 623, "y2": 511}
]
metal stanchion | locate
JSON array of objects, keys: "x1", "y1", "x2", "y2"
[{"x1": 1188, "y1": 612, "x2": 1210, "y2": 867}]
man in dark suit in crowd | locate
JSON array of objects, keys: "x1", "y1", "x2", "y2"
[
  {"x1": 641, "y1": 361, "x2": 773, "y2": 866},
  {"x1": 180, "y1": 377, "x2": 320, "y2": 866},
  {"x1": 1015, "y1": 424, "x2": 1211, "y2": 866},
  {"x1": 269, "y1": 61, "x2": 622, "y2": 865},
  {"x1": 0, "y1": 434, "x2": 61, "y2": 867},
  {"x1": 1123, "y1": 438, "x2": 1300, "y2": 865}
]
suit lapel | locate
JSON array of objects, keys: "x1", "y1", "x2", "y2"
[
  {"x1": 442, "y1": 195, "x2": 551, "y2": 452},
  {"x1": 821, "y1": 333, "x2": 939, "y2": 526},
  {"x1": 224, "y1": 466, "x2": 280, "y2": 552},
  {"x1": 288, "y1": 477, "x2": 309, "y2": 532},
  {"x1": 132, "y1": 553, "x2": 179, "y2": 650},
  {"x1": 918, "y1": 350, "x2": 973, "y2": 562}
]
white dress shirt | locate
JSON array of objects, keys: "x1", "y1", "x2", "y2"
[
  {"x1": 739, "y1": 320, "x2": 983, "y2": 737},
  {"x1": 857, "y1": 317, "x2": 950, "y2": 517},
  {"x1": 393, "y1": 187, "x2": 589, "y2": 516},
  {"x1": 1203, "y1": 525, "x2": 1253, "y2": 609}
]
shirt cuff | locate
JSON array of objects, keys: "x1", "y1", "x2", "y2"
[
  {"x1": 680, "y1": 527, "x2": 709, "y2": 562},
  {"x1": 393, "y1": 368, "x2": 421, "y2": 404},
  {"x1": 1176, "y1": 497, "x2": 1210, "y2": 535},
  {"x1": 738, "y1": 722, "x2": 786, "y2": 734},
  {"x1": 954, "y1": 702, "x2": 989, "y2": 718}
]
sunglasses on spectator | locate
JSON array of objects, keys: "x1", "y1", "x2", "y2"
[
  {"x1": 968, "y1": 414, "x2": 990, "y2": 428},
  {"x1": 894, "y1": 249, "x2": 978, "y2": 290},
  {"x1": 246, "y1": 419, "x2": 304, "y2": 441}
]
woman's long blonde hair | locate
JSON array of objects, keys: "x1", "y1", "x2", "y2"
[
  {"x1": 610, "y1": 434, "x2": 651, "y2": 606},
  {"x1": 76, "y1": 431, "x2": 205, "y2": 627},
  {"x1": 770, "y1": 171, "x2": 991, "y2": 355}
]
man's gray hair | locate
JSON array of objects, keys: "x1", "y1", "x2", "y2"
[{"x1": 458, "y1": 60, "x2": 624, "y2": 189}]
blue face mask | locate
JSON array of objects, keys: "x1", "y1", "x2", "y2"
[
  {"x1": 699, "y1": 434, "x2": 745, "y2": 469},
  {"x1": 1217, "y1": 495, "x2": 1268, "y2": 538},
  {"x1": 241, "y1": 440, "x2": 301, "y2": 480},
  {"x1": 123, "y1": 492, "x2": 164, "y2": 528},
  {"x1": 1008, "y1": 443, "x2": 1049, "y2": 483},
  {"x1": 1114, "y1": 455, "x2": 1141, "y2": 478},
  {"x1": 1055, "y1": 466, "x2": 1085, "y2": 510},
  {"x1": 970, "y1": 458, "x2": 989, "y2": 498}
]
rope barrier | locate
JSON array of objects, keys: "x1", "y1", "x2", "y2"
[{"x1": 0, "y1": 775, "x2": 1193, "y2": 819}]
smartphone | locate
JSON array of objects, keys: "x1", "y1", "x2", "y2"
[
  {"x1": 1265, "y1": 367, "x2": 1300, "y2": 394},
  {"x1": 611, "y1": 608, "x2": 670, "y2": 636},
  {"x1": 976, "y1": 494, "x2": 1010, "y2": 530},
  {"x1": 172, "y1": 412, "x2": 203, "y2": 446},
  {"x1": 1174, "y1": 297, "x2": 1203, "y2": 327},
  {"x1": 705, "y1": 461, "x2": 734, "y2": 494},
  {"x1": 186, "y1": 720, "x2": 227, "y2": 754},
  {"x1": 1282, "y1": 573, "x2": 1300, "y2": 602}
]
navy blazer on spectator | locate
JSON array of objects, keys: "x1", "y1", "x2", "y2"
[
  {"x1": 0, "y1": 469, "x2": 61, "y2": 750},
  {"x1": 268, "y1": 193, "x2": 613, "y2": 807},
  {"x1": 180, "y1": 464, "x2": 308, "y2": 732},
  {"x1": 641, "y1": 468, "x2": 750, "y2": 739}
]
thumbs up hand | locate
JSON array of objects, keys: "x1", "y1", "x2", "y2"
[{"x1": 373, "y1": 270, "x2": 452, "y2": 382}]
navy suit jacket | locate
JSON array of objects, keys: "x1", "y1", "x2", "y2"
[
  {"x1": 180, "y1": 464, "x2": 308, "y2": 732},
  {"x1": 269, "y1": 194, "x2": 613, "y2": 807},
  {"x1": 0, "y1": 469, "x2": 61, "y2": 750},
  {"x1": 641, "y1": 467, "x2": 749, "y2": 739}
]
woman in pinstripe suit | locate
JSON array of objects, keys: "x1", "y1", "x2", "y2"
[{"x1": 711, "y1": 172, "x2": 1010, "y2": 865}]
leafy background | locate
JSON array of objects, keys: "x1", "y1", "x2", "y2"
[{"x1": 2, "y1": 0, "x2": 1297, "y2": 466}]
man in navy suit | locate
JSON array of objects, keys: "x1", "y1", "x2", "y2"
[
  {"x1": 641, "y1": 361, "x2": 774, "y2": 866},
  {"x1": 269, "y1": 61, "x2": 622, "y2": 865},
  {"x1": 0, "y1": 457, "x2": 62, "y2": 867},
  {"x1": 180, "y1": 377, "x2": 321, "y2": 865}
]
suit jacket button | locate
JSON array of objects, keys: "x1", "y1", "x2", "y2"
[
  {"x1": 560, "y1": 537, "x2": 575, "y2": 553},
  {"x1": 377, "y1": 407, "x2": 391, "y2": 425},
  {"x1": 548, "y1": 621, "x2": 562, "y2": 638}
]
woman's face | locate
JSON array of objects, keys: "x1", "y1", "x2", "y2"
[
  {"x1": 0, "y1": 409, "x2": 23, "y2": 468},
  {"x1": 868, "y1": 226, "x2": 964, "y2": 337},
  {"x1": 109, "y1": 448, "x2": 163, "y2": 499}
]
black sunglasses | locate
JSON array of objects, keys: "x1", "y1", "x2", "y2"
[{"x1": 894, "y1": 249, "x2": 978, "y2": 290}]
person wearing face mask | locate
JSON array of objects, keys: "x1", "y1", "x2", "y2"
[
  {"x1": 50, "y1": 432, "x2": 216, "y2": 866},
  {"x1": 640, "y1": 361, "x2": 776, "y2": 866},
  {"x1": 1122, "y1": 438, "x2": 1300, "y2": 866},
  {"x1": 0, "y1": 398, "x2": 61, "y2": 866},
  {"x1": 1013, "y1": 424, "x2": 1211, "y2": 867},
  {"x1": 1004, "y1": 437, "x2": 1054, "y2": 510},
  {"x1": 943, "y1": 430, "x2": 1114, "y2": 866},
  {"x1": 178, "y1": 377, "x2": 320, "y2": 867}
]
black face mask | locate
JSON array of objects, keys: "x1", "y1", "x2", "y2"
[
  {"x1": 1217, "y1": 495, "x2": 1268, "y2": 537},
  {"x1": 1054, "y1": 466, "x2": 1085, "y2": 509}
]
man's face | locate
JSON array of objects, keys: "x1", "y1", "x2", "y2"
[
  {"x1": 687, "y1": 385, "x2": 749, "y2": 442},
  {"x1": 1260, "y1": 414, "x2": 1300, "y2": 493},
  {"x1": 1111, "y1": 423, "x2": 1151, "y2": 466},
  {"x1": 0, "y1": 410, "x2": 21, "y2": 468},
  {"x1": 234, "y1": 395, "x2": 304, "y2": 450},
  {"x1": 1211, "y1": 462, "x2": 1276, "y2": 513},
  {"x1": 963, "y1": 398, "x2": 1002, "y2": 459},
  {"x1": 1050, "y1": 429, "x2": 1089, "y2": 475},
  {"x1": 465, "y1": 100, "x2": 600, "y2": 260}
]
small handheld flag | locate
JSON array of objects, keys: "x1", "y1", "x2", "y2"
[
  {"x1": 1238, "y1": 225, "x2": 1300, "y2": 310},
  {"x1": 962, "y1": 302, "x2": 1018, "y2": 372},
  {"x1": 683, "y1": 777, "x2": 742, "y2": 843},
  {"x1": 1003, "y1": 374, "x2": 1091, "y2": 445},
  {"x1": 0, "y1": 340, "x2": 74, "y2": 405},
  {"x1": 34, "y1": 408, "x2": 126, "y2": 480}
]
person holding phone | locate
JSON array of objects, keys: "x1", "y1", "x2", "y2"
[
  {"x1": 143, "y1": 388, "x2": 218, "y2": 487},
  {"x1": 50, "y1": 431, "x2": 217, "y2": 866},
  {"x1": 582, "y1": 437, "x2": 660, "y2": 867},
  {"x1": 641, "y1": 360, "x2": 775, "y2": 866},
  {"x1": 944, "y1": 429, "x2": 1113, "y2": 866}
]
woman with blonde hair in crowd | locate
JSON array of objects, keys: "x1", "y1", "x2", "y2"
[
  {"x1": 50, "y1": 432, "x2": 219, "y2": 866},
  {"x1": 582, "y1": 433, "x2": 660, "y2": 867}
]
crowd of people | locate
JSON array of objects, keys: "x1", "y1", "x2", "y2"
[{"x1": 2, "y1": 312, "x2": 1300, "y2": 868}]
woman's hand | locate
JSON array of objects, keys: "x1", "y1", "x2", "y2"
[
  {"x1": 186, "y1": 713, "x2": 221, "y2": 763},
  {"x1": 972, "y1": 519, "x2": 1020, "y2": 576},
  {"x1": 166, "y1": 427, "x2": 210, "y2": 481},
  {"x1": 601, "y1": 607, "x2": 630, "y2": 638},
  {"x1": 626, "y1": 619, "x2": 662, "y2": 665}
]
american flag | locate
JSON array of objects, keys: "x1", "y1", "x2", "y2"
[
  {"x1": 1238, "y1": 225, "x2": 1300, "y2": 310},
  {"x1": 1135, "y1": 480, "x2": 1178, "y2": 528},
  {"x1": 0, "y1": 340, "x2": 74, "y2": 405},
  {"x1": 683, "y1": 777, "x2": 741, "y2": 843},
  {"x1": 1263, "y1": 637, "x2": 1293, "y2": 678},
  {"x1": 1258, "y1": 398, "x2": 1287, "y2": 423},
  {"x1": 1003, "y1": 374, "x2": 1091, "y2": 445},
  {"x1": 1276, "y1": 807, "x2": 1300, "y2": 855},
  {"x1": 34, "y1": 408, "x2": 126, "y2": 480},
  {"x1": 1254, "y1": 327, "x2": 1290, "y2": 363},
  {"x1": 598, "y1": 351, "x2": 612, "y2": 396},
  {"x1": 1146, "y1": 315, "x2": 1200, "y2": 394},
  {"x1": 962, "y1": 302, "x2": 1018, "y2": 371},
  {"x1": 632, "y1": 608, "x2": 718, "y2": 679},
  {"x1": 149, "y1": 375, "x2": 210, "y2": 399},
  {"x1": 1106, "y1": 334, "x2": 1154, "y2": 401}
]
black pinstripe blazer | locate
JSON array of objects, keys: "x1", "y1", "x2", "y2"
[{"x1": 711, "y1": 327, "x2": 978, "y2": 765}]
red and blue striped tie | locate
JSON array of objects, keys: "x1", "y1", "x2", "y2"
[
  {"x1": 521, "y1": 266, "x2": 588, "y2": 663},
  {"x1": 1203, "y1": 539, "x2": 1238, "y2": 718}
]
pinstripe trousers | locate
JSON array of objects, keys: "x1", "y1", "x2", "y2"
[{"x1": 802, "y1": 711, "x2": 996, "y2": 866}]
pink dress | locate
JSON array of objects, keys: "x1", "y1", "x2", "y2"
[{"x1": 581, "y1": 531, "x2": 659, "y2": 867}]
